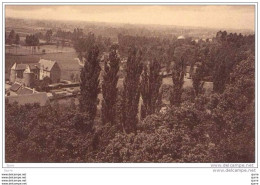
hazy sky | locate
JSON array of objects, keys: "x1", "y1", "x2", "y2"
[{"x1": 5, "y1": 5, "x2": 255, "y2": 30}]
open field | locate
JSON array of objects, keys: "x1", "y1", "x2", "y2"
[
  {"x1": 162, "y1": 76, "x2": 213, "y2": 92},
  {"x1": 118, "y1": 77, "x2": 195, "y2": 89},
  {"x1": 6, "y1": 45, "x2": 75, "y2": 56},
  {"x1": 163, "y1": 76, "x2": 193, "y2": 88}
]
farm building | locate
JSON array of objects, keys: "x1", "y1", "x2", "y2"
[
  {"x1": 39, "y1": 59, "x2": 61, "y2": 83},
  {"x1": 6, "y1": 82, "x2": 37, "y2": 96},
  {"x1": 10, "y1": 59, "x2": 61, "y2": 87}
]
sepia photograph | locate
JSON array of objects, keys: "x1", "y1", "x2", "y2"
[{"x1": 4, "y1": 4, "x2": 255, "y2": 164}]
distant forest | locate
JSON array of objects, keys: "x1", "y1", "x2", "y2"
[{"x1": 5, "y1": 17, "x2": 254, "y2": 41}]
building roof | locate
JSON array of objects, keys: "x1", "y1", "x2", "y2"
[
  {"x1": 13, "y1": 63, "x2": 40, "y2": 71},
  {"x1": 39, "y1": 59, "x2": 57, "y2": 71},
  {"x1": 6, "y1": 92, "x2": 49, "y2": 106},
  {"x1": 14, "y1": 64, "x2": 27, "y2": 70},
  {"x1": 24, "y1": 65, "x2": 32, "y2": 73},
  {"x1": 11, "y1": 63, "x2": 17, "y2": 70},
  {"x1": 17, "y1": 87, "x2": 34, "y2": 95},
  {"x1": 11, "y1": 59, "x2": 58, "y2": 72},
  {"x1": 10, "y1": 83, "x2": 22, "y2": 92}
]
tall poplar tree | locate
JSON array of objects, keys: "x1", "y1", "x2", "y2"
[
  {"x1": 122, "y1": 47, "x2": 143, "y2": 133},
  {"x1": 101, "y1": 45, "x2": 120, "y2": 125},
  {"x1": 140, "y1": 59, "x2": 162, "y2": 119},
  {"x1": 79, "y1": 46, "x2": 101, "y2": 123},
  {"x1": 170, "y1": 55, "x2": 185, "y2": 106},
  {"x1": 192, "y1": 63, "x2": 205, "y2": 96}
]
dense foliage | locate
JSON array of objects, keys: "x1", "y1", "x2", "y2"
[
  {"x1": 170, "y1": 46, "x2": 187, "y2": 106},
  {"x1": 5, "y1": 31, "x2": 255, "y2": 163},
  {"x1": 45, "y1": 29, "x2": 53, "y2": 43},
  {"x1": 5, "y1": 102, "x2": 94, "y2": 162},
  {"x1": 25, "y1": 34, "x2": 39, "y2": 47},
  {"x1": 101, "y1": 46, "x2": 120, "y2": 125},
  {"x1": 121, "y1": 47, "x2": 143, "y2": 133},
  {"x1": 79, "y1": 46, "x2": 101, "y2": 123},
  {"x1": 140, "y1": 59, "x2": 162, "y2": 119}
]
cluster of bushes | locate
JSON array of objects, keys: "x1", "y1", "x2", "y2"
[{"x1": 6, "y1": 77, "x2": 254, "y2": 163}]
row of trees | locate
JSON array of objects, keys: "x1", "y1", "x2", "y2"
[
  {"x1": 6, "y1": 29, "x2": 52, "y2": 46},
  {"x1": 78, "y1": 35, "x2": 165, "y2": 134},
  {"x1": 25, "y1": 34, "x2": 40, "y2": 55},
  {"x1": 79, "y1": 30, "x2": 255, "y2": 133},
  {"x1": 5, "y1": 30, "x2": 41, "y2": 54},
  {"x1": 5, "y1": 30, "x2": 255, "y2": 163},
  {"x1": 6, "y1": 30, "x2": 20, "y2": 45}
]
